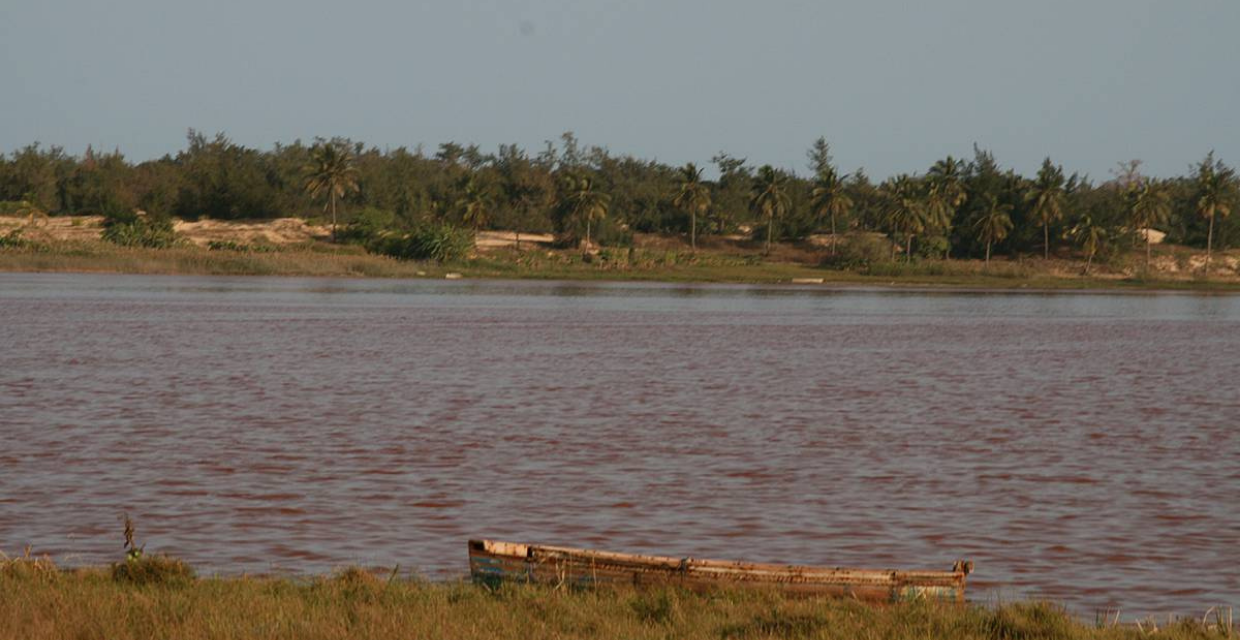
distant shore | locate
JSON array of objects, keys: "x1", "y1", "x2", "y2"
[{"x1": 2, "y1": 216, "x2": 1239, "y2": 292}]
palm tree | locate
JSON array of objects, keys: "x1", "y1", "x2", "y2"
[
  {"x1": 1026, "y1": 158, "x2": 1066, "y2": 260},
  {"x1": 673, "y1": 163, "x2": 711, "y2": 251},
  {"x1": 881, "y1": 175, "x2": 925, "y2": 261},
  {"x1": 561, "y1": 174, "x2": 611, "y2": 248},
  {"x1": 810, "y1": 167, "x2": 852, "y2": 256},
  {"x1": 460, "y1": 177, "x2": 493, "y2": 233},
  {"x1": 928, "y1": 157, "x2": 967, "y2": 257},
  {"x1": 928, "y1": 157, "x2": 968, "y2": 207},
  {"x1": 922, "y1": 184, "x2": 954, "y2": 256},
  {"x1": 303, "y1": 141, "x2": 360, "y2": 242},
  {"x1": 750, "y1": 165, "x2": 791, "y2": 255},
  {"x1": 1129, "y1": 179, "x2": 1171, "y2": 271},
  {"x1": 1068, "y1": 213, "x2": 1107, "y2": 275},
  {"x1": 1195, "y1": 152, "x2": 1236, "y2": 273},
  {"x1": 973, "y1": 196, "x2": 1013, "y2": 265}
]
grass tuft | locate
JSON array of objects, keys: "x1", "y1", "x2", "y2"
[{"x1": 110, "y1": 554, "x2": 195, "y2": 586}]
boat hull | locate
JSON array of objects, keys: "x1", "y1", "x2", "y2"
[{"x1": 468, "y1": 539, "x2": 969, "y2": 603}]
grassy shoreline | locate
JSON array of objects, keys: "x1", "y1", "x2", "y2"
[
  {"x1": 2, "y1": 555, "x2": 1232, "y2": 640},
  {"x1": 1, "y1": 239, "x2": 1240, "y2": 292}
]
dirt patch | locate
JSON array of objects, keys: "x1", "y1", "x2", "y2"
[
  {"x1": 475, "y1": 230, "x2": 555, "y2": 251},
  {"x1": 0, "y1": 216, "x2": 333, "y2": 247},
  {"x1": 173, "y1": 218, "x2": 330, "y2": 247},
  {"x1": 0, "y1": 215, "x2": 104, "y2": 242}
]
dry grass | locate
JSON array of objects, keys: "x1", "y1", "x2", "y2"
[{"x1": 0, "y1": 555, "x2": 1234, "y2": 640}]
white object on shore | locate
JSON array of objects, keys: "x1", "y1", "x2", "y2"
[
  {"x1": 791, "y1": 278, "x2": 825, "y2": 284},
  {"x1": 445, "y1": 273, "x2": 464, "y2": 280}
]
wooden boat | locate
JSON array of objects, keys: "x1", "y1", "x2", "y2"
[{"x1": 468, "y1": 539, "x2": 972, "y2": 603}]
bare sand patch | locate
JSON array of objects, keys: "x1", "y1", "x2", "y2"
[
  {"x1": 474, "y1": 230, "x2": 554, "y2": 250},
  {"x1": 173, "y1": 218, "x2": 330, "y2": 246}
]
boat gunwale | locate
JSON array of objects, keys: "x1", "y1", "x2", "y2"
[{"x1": 469, "y1": 539, "x2": 969, "y2": 585}]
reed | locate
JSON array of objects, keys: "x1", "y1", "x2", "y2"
[{"x1": 0, "y1": 554, "x2": 1232, "y2": 640}]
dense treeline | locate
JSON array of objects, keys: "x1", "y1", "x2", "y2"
[{"x1": 1, "y1": 131, "x2": 1236, "y2": 265}]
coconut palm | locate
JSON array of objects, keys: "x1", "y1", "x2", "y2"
[
  {"x1": 810, "y1": 167, "x2": 852, "y2": 256},
  {"x1": 1026, "y1": 158, "x2": 1066, "y2": 260},
  {"x1": 1068, "y1": 213, "x2": 1107, "y2": 275},
  {"x1": 1129, "y1": 179, "x2": 1171, "y2": 271},
  {"x1": 881, "y1": 175, "x2": 925, "y2": 261},
  {"x1": 928, "y1": 157, "x2": 967, "y2": 258},
  {"x1": 922, "y1": 184, "x2": 954, "y2": 255},
  {"x1": 303, "y1": 141, "x2": 360, "y2": 242},
  {"x1": 750, "y1": 165, "x2": 791, "y2": 255},
  {"x1": 1194, "y1": 152, "x2": 1236, "y2": 273},
  {"x1": 561, "y1": 174, "x2": 611, "y2": 248},
  {"x1": 928, "y1": 156, "x2": 968, "y2": 208},
  {"x1": 673, "y1": 163, "x2": 711, "y2": 251},
  {"x1": 973, "y1": 196, "x2": 1013, "y2": 265}
]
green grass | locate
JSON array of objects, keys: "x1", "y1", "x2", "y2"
[
  {"x1": 1, "y1": 238, "x2": 1239, "y2": 291},
  {"x1": 1, "y1": 555, "x2": 1232, "y2": 640}
]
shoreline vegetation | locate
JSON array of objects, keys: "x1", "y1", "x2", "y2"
[
  {"x1": 1, "y1": 216, "x2": 1238, "y2": 291},
  {"x1": 2, "y1": 553, "x2": 1234, "y2": 640},
  {"x1": 1, "y1": 133, "x2": 1239, "y2": 291}
]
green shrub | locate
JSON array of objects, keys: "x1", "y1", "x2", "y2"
[
  {"x1": 982, "y1": 602, "x2": 1074, "y2": 640},
  {"x1": 101, "y1": 212, "x2": 179, "y2": 248},
  {"x1": 339, "y1": 207, "x2": 396, "y2": 245},
  {"x1": 372, "y1": 224, "x2": 474, "y2": 262},
  {"x1": 206, "y1": 240, "x2": 276, "y2": 252}
]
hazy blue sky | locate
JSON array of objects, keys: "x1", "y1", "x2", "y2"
[{"x1": 2, "y1": 0, "x2": 1237, "y2": 179}]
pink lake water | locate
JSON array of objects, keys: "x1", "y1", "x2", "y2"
[{"x1": 1, "y1": 272, "x2": 1238, "y2": 616}]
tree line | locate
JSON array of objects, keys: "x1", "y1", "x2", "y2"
[{"x1": 0, "y1": 131, "x2": 1236, "y2": 267}]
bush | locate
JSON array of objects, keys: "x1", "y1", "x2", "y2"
[
  {"x1": 0, "y1": 229, "x2": 28, "y2": 249},
  {"x1": 111, "y1": 554, "x2": 194, "y2": 586},
  {"x1": 917, "y1": 235, "x2": 950, "y2": 259},
  {"x1": 101, "y1": 212, "x2": 179, "y2": 248},
  {"x1": 371, "y1": 223, "x2": 474, "y2": 262},
  {"x1": 338, "y1": 207, "x2": 396, "y2": 245},
  {"x1": 206, "y1": 240, "x2": 276, "y2": 252},
  {"x1": 821, "y1": 233, "x2": 890, "y2": 268},
  {"x1": 0, "y1": 200, "x2": 43, "y2": 217}
]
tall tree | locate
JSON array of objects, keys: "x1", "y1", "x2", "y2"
[
  {"x1": 1069, "y1": 213, "x2": 1107, "y2": 274},
  {"x1": 811, "y1": 160, "x2": 852, "y2": 256},
  {"x1": 806, "y1": 136, "x2": 833, "y2": 176},
  {"x1": 303, "y1": 140, "x2": 359, "y2": 241},
  {"x1": 1026, "y1": 158, "x2": 1066, "y2": 260},
  {"x1": 750, "y1": 165, "x2": 791, "y2": 255},
  {"x1": 1194, "y1": 152, "x2": 1236, "y2": 273},
  {"x1": 881, "y1": 175, "x2": 925, "y2": 261},
  {"x1": 560, "y1": 174, "x2": 610, "y2": 248},
  {"x1": 459, "y1": 175, "x2": 493, "y2": 232},
  {"x1": 672, "y1": 163, "x2": 711, "y2": 251},
  {"x1": 711, "y1": 152, "x2": 750, "y2": 234},
  {"x1": 973, "y1": 195, "x2": 1013, "y2": 265},
  {"x1": 1129, "y1": 179, "x2": 1171, "y2": 271},
  {"x1": 928, "y1": 157, "x2": 967, "y2": 257}
]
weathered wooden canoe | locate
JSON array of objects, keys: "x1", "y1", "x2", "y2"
[{"x1": 468, "y1": 539, "x2": 972, "y2": 603}]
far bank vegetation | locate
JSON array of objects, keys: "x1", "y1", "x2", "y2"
[{"x1": 1, "y1": 132, "x2": 1238, "y2": 282}]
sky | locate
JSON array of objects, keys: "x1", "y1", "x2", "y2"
[{"x1": 2, "y1": 0, "x2": 1238, "y2": 180}]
